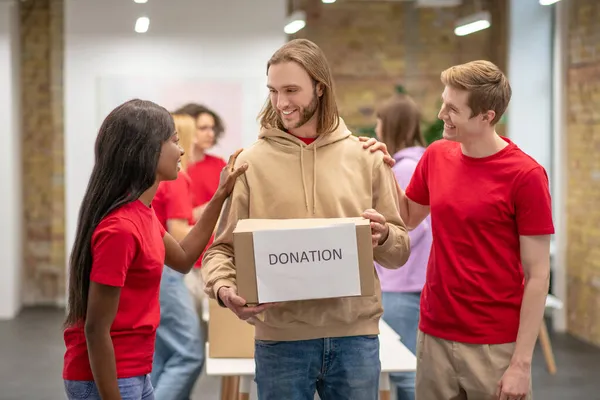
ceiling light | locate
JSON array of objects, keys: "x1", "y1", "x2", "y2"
[
  {"x1": 454, "y1": 10, "x2": 491, "y2": 36},
  {"x1": 134, "y1": 0, "x2": 148, "y2": 3},
  {"x1": 284, "y1": 10, "x2": 306, "y2": 35},
  {"x1": 135, "y1": 17, "x2": 150, "y2": 33},
  {"x1": 322, "y1": 0, "x2": 336, "y2": 3},
  {"x1": 539, "y1": 0, "x2": 561, "y2": 5}
]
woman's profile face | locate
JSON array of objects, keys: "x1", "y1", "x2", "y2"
[{"x1": 156, "y1": 132, "x2": 184, "y2": 182}]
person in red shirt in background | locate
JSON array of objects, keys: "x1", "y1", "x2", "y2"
[
  {"x1": 150, "y1": 113, "x2": 204, "y2": 400},
  {"x1": 362, "y1": 60, "x2": 554, "y2": 400},
  {"x1": 62, "y1": 99, "x2": 247, "y2": 400},
  {"x1": 174, "y1": 103, "x2": 227, "y2": 270}
]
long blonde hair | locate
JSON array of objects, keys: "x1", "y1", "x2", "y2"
[
  {"x1": 258, "y1": 39, "x2": 340, "y2": 134},
  {"x1": 171, "y1": 113, "x2": 195, "y2": 170}
]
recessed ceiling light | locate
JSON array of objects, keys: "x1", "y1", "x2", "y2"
[
  {"x1": 135, "y1": 17, "x2": 150, "y2": 33},
  {"x1": 454, "y1": 11, "x2": 491, "y2": 36},
  {"x1": 284, "y1": 10, "x2": 306, "y2": 35}
]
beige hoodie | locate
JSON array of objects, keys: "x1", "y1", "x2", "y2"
[{"x1": 202, "y1": 118, "x2": 411, "y2": 341}]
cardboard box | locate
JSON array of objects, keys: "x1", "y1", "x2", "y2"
[
  {"x1": 207, "y1": 299, "x2": 255, "y2": 358},
  {"x1": 233, "y1": 217, "x2": 374, "y2": 305}
]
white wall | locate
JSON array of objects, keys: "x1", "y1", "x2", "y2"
[
  {"x1": 507, "y1": 0, "x2": 553, "y2": 175},
  {"x1": 507, "y1": 0, "x2": 565, "y2": 332},
  {"x1": 0, "y1": 1, "x2": 23, "y2": 319},
  {"x1": 64, "y1": 0, "x2": 287, "y2": 280}
]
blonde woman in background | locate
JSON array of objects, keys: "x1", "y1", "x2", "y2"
[{"x1": 151, "y1": 113, "x2": 204, "y2": 400}]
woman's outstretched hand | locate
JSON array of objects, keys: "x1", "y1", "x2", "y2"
[{"x1": 217, "y1": 149, "x2": 249, "y2": 196}]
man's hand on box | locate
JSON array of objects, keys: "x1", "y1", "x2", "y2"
[
  {"x1": 362, "y1": 209, "x2": 390, "y2": 247},
  {"x1": 217, "y1": 286, "x2": 274, "y2": 320}
]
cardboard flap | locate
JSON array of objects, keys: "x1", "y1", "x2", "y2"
[{"x1": 234, "y1": 217, "x2": 369, "y2": 233}]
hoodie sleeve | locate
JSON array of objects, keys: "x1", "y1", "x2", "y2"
[
  {"x1": 200, "y1": 172, "x2": 249, "y2": 303},
  {"x1": 372, "y1": 157, "x2": 411, "y2": 270}
]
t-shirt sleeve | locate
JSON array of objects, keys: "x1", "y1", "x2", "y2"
[
  {"x1": 404, "y1": 147, "x2": 431, "y2": 206},
  {"x1": 90, "y1": 219, "x2": 139, "y2": 287},
  {"x1": 514, "y1": 166, "x2": 555, "y2": 236},
  {"x1": 157, "y1": 216, "x2": 166, "y2": 238},
  {"x1": 164, "y1": 177, "x2": 194, "y2": 223}
]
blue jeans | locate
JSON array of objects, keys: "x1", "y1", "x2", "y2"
[
  {"x1": 381, "y1": 291, "x2": 421, "y2": 400},
  {"x1": 254, "y1": 335, "x2": 380, "y2": 400},
  {"x1": 64, "y1": 374, "x2": 154, "y2": 399},
  {"x1": 150, "y1": 267, "x2": 204, "y2": 400}
]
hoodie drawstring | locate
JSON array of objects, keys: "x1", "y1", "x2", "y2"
[
  {"x1": 299, "y1": 146, "x2": 309, "y2": 212},
  {"x1": 312, "y1": 146, "x2": 317, "y2": 215},
  {"x1": 299, "y1": 145, "x2": 317, "y2": 215},
  {"x1": 257, "y1": 121, "x2": 353, "y2": 216}
]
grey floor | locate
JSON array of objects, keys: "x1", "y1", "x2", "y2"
[{"x1": 1, "y1": 307, "x2": 599, "y2": 400}]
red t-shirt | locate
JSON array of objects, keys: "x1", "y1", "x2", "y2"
[
  {"x1": 187, "y1": 154, "x2": 227, "y2": 207},
  {"x1": 405, "y1": 137, "x2": 555, "y2": 344},
  {"x1": 152, "y1": 171, "x2": 194, "y2": 230},
  {"x1": 289, "y1": 134, "x2": 316, "y2": 145},
  {"x1": 187, "y1": 154, "x2": 226, "y2": 267},
  {"x1": 63, "y1": 200, "x2": 167, "y2": 380}
]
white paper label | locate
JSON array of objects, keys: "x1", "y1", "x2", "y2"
[{"x1": 252, "y1": 223, "x2": 361, "y2": 303}]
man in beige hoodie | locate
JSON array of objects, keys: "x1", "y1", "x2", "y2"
[{"x1": 201, "y1": 39, "x2": 411, "y2": 399}]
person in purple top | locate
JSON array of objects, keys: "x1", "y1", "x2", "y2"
[{"x1": 373, "y1": 93, "x2": 433, "y2": 400}]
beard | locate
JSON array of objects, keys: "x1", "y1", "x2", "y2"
[{"x1": 278, "y1": 89, "x2": 320, "y2": 130}]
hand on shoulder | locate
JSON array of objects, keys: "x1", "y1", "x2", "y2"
[{"x1": 356, "y1": 136, "x2": 395, "y2": 167}]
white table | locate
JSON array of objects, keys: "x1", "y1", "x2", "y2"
[
  {"x1": 545, "y1": 294, "x2": 563, "y2": 311},
  {"x1": 203, "y1": 297, "x2": 416, "y2": 400},
  {"x1": 378, "y1": 317, "x2": 401, "y2": 341}
]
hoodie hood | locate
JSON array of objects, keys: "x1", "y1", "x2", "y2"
[
  {"x1": 257, "y1": 118, "x2": 353, "y2": 214},
  {"x1": 258, "y1": 118, "x2": 352, "y2": 148},
  {"x1": 393, "y1": 146, "x2": 426, "y2": 163}
]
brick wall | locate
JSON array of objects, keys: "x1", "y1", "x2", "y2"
[
  {"x1": 290, "y1": 0, "x2": 507, "y2": 135},
  {"x1": 20, "y1": 0, "x2": 65, "y2": 306},
  {"x1": 566, "y1": 0, "x2": 600, "y2": 346}
]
